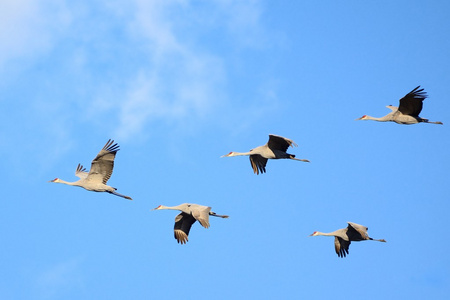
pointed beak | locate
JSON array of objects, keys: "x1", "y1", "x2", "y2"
[{"x1": 220, "y1": 154, "x2": 229, "y2": 158}]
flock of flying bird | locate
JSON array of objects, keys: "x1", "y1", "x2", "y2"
[{"x1": 50, "y1": 86, "x2": 442, "y2": 257}]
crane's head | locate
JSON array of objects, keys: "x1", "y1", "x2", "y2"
[
  {"x1": 49, "y1": 178, "x2": 60, "y2": 183},
  {"x1": 221, "y1": 152, "x2": 235, "y2": 157},
  {"x1": 355, "y1": 115, "x2": 368, "y2": 121},
  {"x1": 152, "y1": 205, "x2": 163, "y2": 211},
  {"x1": 309, "y1": 231, "x2": 319, "y2": 237}
]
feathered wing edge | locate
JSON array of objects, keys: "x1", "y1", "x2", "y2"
[
  {"x1": 174, "y1": 213, "x2": 196, "y2": 244},
  {"x1": 90, "y1": 139, "x2": 120, "y2": 184},
  {"x1": 398, "y1": 86, "x2": 427, "y2": 117},
  {"x1": 267, "y1": 134, "x2": 298, "y2": 152},
  {"x1": 335, "y1": 237, "x2": 350, "y2": 258},
  {"x1": 250, "y1": 154, "x2": 268, "y2": 175},
  {"x1": 75, "y1": 163, "x2": 89, "y2": 179}
]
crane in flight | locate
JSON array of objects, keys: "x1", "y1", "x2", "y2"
[
  {"x1": 356, "y1": 86, "x2": 443, "y2": 125},
  {"x1": 221, "y1": 134, "x2": 309, "y2": 175},
  {"x1": 50, "y1": 139, "x2": 132, "y2": 200},
  {"x1": 310, "y1": 222, "x2": 386, "y2": 258},
  {"x1": 153, "y1": 203, "x2": 228, "y2": 244}
]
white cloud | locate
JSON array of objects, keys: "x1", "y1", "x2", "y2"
[
  {"x1": 105, "y1": 0, "x2": 229, "y2": 139},
  {"x1": 0, "y1": 1, "x2": 45, "y2": 66},
  {"x1": 217, "y1": 0, "x2": 267, "y2": 48},
  {"x1": 1, "y1": 0, "x2": 272, "y2": 144},
  {"x1": 113, "y1": 50, "x2": 225, "y2": 138},
  {"x1": 35, "y1": 258, "x2": 84, "y2": 299},
  {"x1": 0, "y1": 0, "x2": 70, "y2": 73}
]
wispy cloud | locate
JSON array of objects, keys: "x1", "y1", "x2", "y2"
[
  {"x1": 109, "y1": 0, "x2": 228, "y2": 139},
  {"x1": 0, "y1": 1, "x2": 70, "y2": 76},
  {"x1": 113, "y1": 52, "x2": 225, "y2": 139},
  {"x1": 1, "y1": 0, "x2": 274, "y2": 157},
  {"x1": 34, "y1": 258, "x2": 84, "y2": 299},
  {"x1": 0, "y1": 1, "x2": 46, "y2": 68}
]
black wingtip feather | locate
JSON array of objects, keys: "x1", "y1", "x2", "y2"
[
  {"x1": 409, "y1": 86, "x2": 428, "y2": 99},
  {"x1": 103, "y1": 139, "x2": 120, "y2": 152},
  {"x1": 76, "y1": 163, "x2": 86, "y2": 172}
]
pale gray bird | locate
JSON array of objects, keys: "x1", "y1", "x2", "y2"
[
  {"x1": 153, "y1": 203, "x2": 229, "y2": 244},
  {"x1": 221, "y1": 134, "x2": 310, "y2": 175},
  {"x1": 356, "y1": 86, "x2": 443, "y2": 125},
  {"x1": 310, "y1": 222, "x2": 386, "y2": 258},
  {"x1": 50, "y1": 139, "x2": 132, "y2": 200}
]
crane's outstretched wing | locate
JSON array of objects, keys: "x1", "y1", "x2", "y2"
[
  {"x1": 88, "y1": 139, "x2": 119, "y2": 184},
  {"x1": 386, "y1": 105, "x2": 398, "y2": 112},
  {"x1": 267, "y1": 135, "x2": 298, "y2": 152},
  {"x1": 250, "y1": 154, "x2": 268, "y2": 175},
  {"x1": 347, "y1": 222, "x2": 369, "y2": 241},
  {"x1": 398, "y1": 86, "x2": 427, "y2": 117},
  {"x1": 192, "y1": 206, "x2": 211, "y2": 228},
  {"x1": 75, "y1": 163, "x2": 89, "y2": 179},
  {"x1": 335, "y1": 237, "x2": 350, "y2": 258},
  {"x1": 174, "y1": 212, "x2": 197, "y2": 244}
]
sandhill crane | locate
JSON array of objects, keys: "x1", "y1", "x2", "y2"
[
  {"x1": 153, "y1": 203, "x2": 229, "y2": 244},
  {"x1": 50, "y1": 139, "x2": 132, "y2": 200},
  {"x1": 356, "y1": 86, "x2": 443, "y2": 125},
  {"x1": 221, "y1": 134, "x2": 309, "y2": 175},
  {"x1": 310, "y1": 222, "x2": 386, "y2": 258}
]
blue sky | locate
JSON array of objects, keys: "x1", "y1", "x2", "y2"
[{"x1": 1, "y1": 0, "x2": 449, "y2": 299}]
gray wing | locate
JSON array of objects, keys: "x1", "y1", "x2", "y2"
[
  {"x1": 174, "y1": 212, "x2": 197, "y2": 244},
  {"x1": 347, "y1": 222, "x2": 369, "y2": 241},
  {"x1": 87, "y1": 139, "x2": 119, "y2": 184},
  {"x1": 398, "y1": 86, "x2": 427, "y2": 117},
  {"x1": 192, "y1": 206, "x2": 211, "y2": 228},
  {"x1": 386, "y1": 105, "x2": 398, "y2": 112},
  {"x1": 75, "y1": 163, "x2": 89, "y2": 179},
  {"x1": 250, "y1": 154, "x2": 268, "y2": 175},
  {"x1": 267, "y1": 135, "x2": 298, "y2": 152},
  {"x1": 335, "y1": 237, "x2": 350, "y2": 258}
]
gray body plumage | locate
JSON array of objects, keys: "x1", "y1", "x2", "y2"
[
  {"x1": 356, "y1": 86, "x2": 443, "y2": 125},
  {"x1": 153, "y1": 203, "x2": 229, "y2": 244},
  {"x1": 50, "y1": 139, "x2": 132, "y2": 200},
  {"x1": 310, "y1": 222, "x2": 386, "y2": 258},
  {"x1": 221, "y1": 134, "x2": 310, "y2": 174}
]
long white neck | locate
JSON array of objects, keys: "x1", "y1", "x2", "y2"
[
  {"x1": 229, "y1": 151, "x2": 253, "y2": 157},
  {"x1": 314, "y1": 231, "x2": 338, "y2": 237},
  {"x1": 364, "y1": 115, "x2": 391, "y2": 122},
  {"x1": 54, "y1": 179, "x2": 80, "y2": 186},
  {"x1": 157, "y1": 204, "x2": 186, "y2": 211}
]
